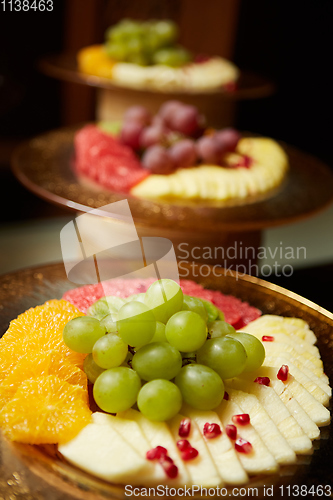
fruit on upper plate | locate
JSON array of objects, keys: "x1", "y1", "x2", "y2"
[
  {"x1": 77, "y1": 19, "x2": 239, "y2": 92},
  {"x1": 74, "y1": 101, "x2": 289, "y2": 202}
]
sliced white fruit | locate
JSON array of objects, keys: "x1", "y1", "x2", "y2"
[
  {"x1": 252, "y1": 366, "x2": 331, "y2": 426},
  {"x1": 168, "y1": 414, "x2": 223, "y2": 487},
  {"x1": 263, "y1": 356, "x2": 330, "y2": 405},
  {"x1": 262, "y1": 341, "x2": 324, "y2": 373},
  {"x1": 217, "y1": 399, "x2": 279, "y2": 474},
  {"x1": 242, "y1": 315, "x2": 317, "y2": 344},
  {"x1": 119, "y1": 408, "x2": 191, "y2": 486},
  {"x1": 93, "y1": 412, "x2": 165, "y2": 485},
  {"x1": 58, "y1": 413, "x2": 149, "y2": 483},
  {"x1": 224, "y1": 387, "x2": 297, "y2": 463},
  {"x1": 228, "y1": 378, "x2": 313, "y2": 454},
  {"x1": 181, "y1": 404, "x2": 248, "y2": 485}
]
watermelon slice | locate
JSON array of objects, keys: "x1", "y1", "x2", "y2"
[
  {"x1": 74, "y1": 124, "x2": 149, "y2": 193},
  {"x1": 62, "y1": 278, "x2": 261, "y2": 328}
]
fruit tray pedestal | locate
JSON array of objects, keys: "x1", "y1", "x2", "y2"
[{"x1": 39, "y1": 53, "x2": 275, "y2": 129}]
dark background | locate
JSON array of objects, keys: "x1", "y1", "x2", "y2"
[{"x1": 0, "y1": 0, "x2": 332, "y2": 309}]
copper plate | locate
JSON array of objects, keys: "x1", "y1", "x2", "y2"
[
  {"x1": 0, "y1": 262, "x2": 332, "y2": 499},
  {"x1": 39, "y1": 53, "x2": 275, "y2": 99},
  {"x1": 11, "y1": 126, "x2": 333, "y2": 232}
]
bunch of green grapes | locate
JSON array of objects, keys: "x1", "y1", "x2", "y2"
[
  {"x1": 63, "y1": 279, "x2": 265, "y2": 422},
  {"x1": 104, "y1": 18, "x2": 192, "y2": 67}
]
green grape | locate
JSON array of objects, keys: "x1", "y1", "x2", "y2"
[
  {"x1": 127, "y1": 53, "x2": 150, "y2": 66},
  {"x1": 62, "y1": 316, "x2": 105, "y2": 354},
  {"x1": 121, "y1": 350, "x2": 133, "y2": 367},
  {"x1": 83, "y1": 353, "x2": 105, "y2": 383},
  {"x1": 106, "y1": 19, "x2": 143, "y2": 42},
  {"x1": 181, "y1": 351, "x2": 196, "y2": 363},
  {"x1": 132, "y1": 342, "x2": 182, "y2": 381},
  {"x1": 144, "y1": 279, "x2": 183, "y2": 324},
  {"x1": 150, "y1": 321, "x2": 167, "y2": 343},
  {"x1": 152, "y1": 46, "x2": 192, "y2": 67},
  {"x1": 182, "y1": 295, "x2": 208, "y2": 322},
  {"x1": 86, "y1": 296, "x2": 125, "y2": 320},
  {"x1": 93, "y1": 367, "x2": 141, "y2": 413},
  {"x1": 97, "y1": 121, "x2": 122, "y2": 136},
  {"x1": 117, "y1": 301, "x2": 156, "y2": 347},
  {"x1": 165, "y1": 311, "x2": 207, "y2": 352},
  {"x1": 208, "y1": 320, "x2": 236, "y2": 339},
  {"x1": 152, "y1": 20, "x2": 178, "y2": 47},
  {"x1": 125, "y1": 293, "x2": 146, "y2": 304},
  {"x1": 197, "y1": 337, "x2": 247, "y2": 380},
  {"x1": 104, "y1": 41, "x2": 129, "y2": 61},
  {"x1": 227, "y1": 332, "x2": 265, "y2": 372},
  {"x1": 200, "y1": 299, "x2": 225, "y2": 323},
  {"x1": 100, "y1": 314, "x2": 118, "y2": 334},
  {"x1": 92, "y1": 333, "x2": 128, "y2": 369},
  {"x1": 175, "y1": 364, "x2": 224, "y2": 410},
  {"x1": 137, "y1": 379, "x2": 182, "y2": 421}
]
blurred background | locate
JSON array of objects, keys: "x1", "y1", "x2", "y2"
[{"x1": 0, "y1": 0, "x2": 332, "y2": 308}]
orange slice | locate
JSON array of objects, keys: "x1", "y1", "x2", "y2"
[
  {"x1": 0, "y1": 375, "x2": 92, "y2": 444},
  {"x1": 0, "y1": 300, "x2": 86, "y2": 381},
  {"x1": 0, "y1": 350, "x2": 87, "y2": 410}
]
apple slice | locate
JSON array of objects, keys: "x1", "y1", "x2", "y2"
[
  {"x1": 250, "y1": 366, "x2": 330, "y2": 426},
  {"x1": 168, "y1": 413, "x2": 223, "y2": 487},
  {"x1": 217, "y1": 399, "x2": 279, "y2": 474},
  {"x1": 228, "y1": 378, "x2": 313, "y2": 454},
  {"x1": 119, "y1": 408, "x2": 191, "y2": 486},
  {"x1": 224, "y1": 387, "x2": 297, "y2": 463},
  {"x1": 181, "y1": 404, "x2": 248, "y2": 485},
  {"x1": 58, "y1": 413, "x2": 149, "y2": 483},
  {"x1": 263, "y1": 356, "x2": 330, "y2": 405}
]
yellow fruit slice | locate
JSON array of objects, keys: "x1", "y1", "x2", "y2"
[
  {"x1": 0, "y1": 375, "x2": 91, "y2": 444},
  {"x1": 0, "y1": 350, "x2": 87, "y2": 410}
]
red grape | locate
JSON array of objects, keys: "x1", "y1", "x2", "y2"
[
  {"x1": 215, "y1": 128, "x2": 241, "y2": 152},
  {"x1": 169, "y1": 139, "x2": 197, "y2": 169},
  {"x1": 196, "y1": 135, "x2": 223, "y2": 164},
  {"x1": 168, "y1": 105, "x2": 200, "y2": 135},
  {"x1": 158, "y1": 100, "x2": 184, "y2": 124},
  {"x1": 141, "y1": 145, "x2": 175, "y2": 174},
  {"x1": 123, "y1": 105, "x2": 152, "y2": 126},
  {"x1": 140, "y1": 123, "x2": 166, "y2": 148},
  {"x1": 120, "y1": 121, "x2": 144, "y2": 150}
]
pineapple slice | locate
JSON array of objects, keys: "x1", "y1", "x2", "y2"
[
  {"x1": 262, "y1": 341, "x2": 325, "y2": 375},
  {"x1": 224, "y1": 387, "x2": 297, "y2": 463},
  {"x1": 168, "y1": 414, "x2": 223, "y2": 487},
  {"x1": 228, "y1": 378, "x2": 313, "y2": 454},
  {"x1": 243, "y1": 315, "x2": 317, "y2": 344},
  {"x1": 182, "y1": 404, "x2": 248, "y2": 485},
  {"x1": 218, "y1": 399, "x2": 279, "y2": 474}
]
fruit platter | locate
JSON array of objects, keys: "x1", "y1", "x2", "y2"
[{"x1": 0, "y1": 262, "x2": 332, "y2": 499}]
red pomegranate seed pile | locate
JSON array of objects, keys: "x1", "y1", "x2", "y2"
[
  {"x1": 254, "y1": 376, "x2": 270, "y2": 386},
  {"x1": 178, "y1": 418, "x2": 191, "y2": 437},
  {"x1": 146, "y1": 446, "x2": 178, "y2": 478},
  {"x1": 203, "y1": 422, "x2": 222, "y2": 439},
  {"x1": 262, "y1": 335, "x2": 274, "y2": 342},
  {"x1": 277, "y1": 364, "x2": 289, "y2": 381},
  {"x1": 176, "y1": 439, "x2": 199, "y2": 461},
  {"x1": 235, "y1": 438, "x2": 253, "y2": 454},
  {"x1": 232, "y1": 413, "x2": 250, "y2": 425},
  {"x1": 225, "y1": 424, "x2": 237, "y2": 440}
]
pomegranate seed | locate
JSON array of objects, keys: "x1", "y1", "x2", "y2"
[
  {"x1": 232, "y1": 414, "x2": 250, "y2": 425},
  {"x1": 223, "y1": 391, "x2": 229, "y2": 400},
  {"x1": 178, "y1": 418, "x2": 191, "y2": 437},
  {"x1": 203, "y1": 422, "x2": 222, "y2": 439},
  {"x1": 262, "y1": 335, "x2": 274, "y2": 342},
  {"x1": 254, "y1": 376, "x2": 270, "y2": 386},
  {"x1": 146, "y1": 446, "x2": 167, "y2": 460},
  {"x1": 235, "y1": 438, "x2": 253, "y2": 454},
  {"x1": 277, "y1": 364, "x2": 289, "y2": 381},
  {"x1": 177, "y1": 439, "x2": 191, "y2": 452},
  {"x1": 181, "y1": 447, "x2": 199, "y2": 461},
  {"x1": 225, "y1": 424, "x2": 237, "y2": 440},
  {"x1": 161, "y1": 459, "x2": 178, "y2": 479}
]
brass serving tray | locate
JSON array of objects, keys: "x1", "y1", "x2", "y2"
[
  {"x1": 0, "y1": 262, "x2": 332, "y2": 499},
  {"x1": 11, "y1": 126, "x2": 333, "y2": 233}
]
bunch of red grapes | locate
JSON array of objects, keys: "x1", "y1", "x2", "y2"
[{"x1": 120, "y1": 101, "x2": 241, "y2": 174}]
